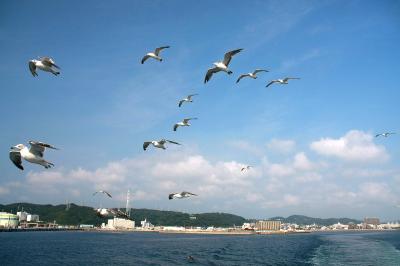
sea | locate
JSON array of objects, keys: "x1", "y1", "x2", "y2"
[{"x1": 0, "y1": 230, "x2": 399, "y2": 265}]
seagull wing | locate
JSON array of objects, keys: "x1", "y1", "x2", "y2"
[
  {"x1": 236, "y1": 74, "x2": 248, "y2": 83},
  {"x1": 141, "y1": 55, "x2": 151, "y2": 64},
  {"x1": 173, "y1": 124, "x2": 179, "y2": 131},
  {"x1": 154, "y1": 46, "x2": 170, "y2": 56},
  {"x1": 40, "y1": 57, "x2": 60, "y2": 69},
  {"x1": 375, "y1": 134, "x2": 382, "y2": 137},
  {"x1": 28, "y1": 141, "x2": 58, "y2": 157},
  {"x1": 266, "y1": 81, "x2": 276, "y2": 87},
  {"x1": 253, "y1": 69, "x2": 268, "y2": 75},
  {"x1": 284, "y1": 77, "x2": 300, "y2": 82},
  {"x1": 166, "y1": 140, "x2": 181, "y2": 145},
  {"x1": 10, "y1": 151, "x2": 23, "y2": 170},
  {"x1": 169, "y1": 193, "x2": 175, "y2": 200},
  {"x1": 222, "y1": 48, "x2": 243, "y2": 66},
  {"x1": 204, "y1": 67, "x2": 219, "y2": 83},
  {"x1": 92, "y1": 192, "x2": 99, "y2": 196},
  {"x1": 183, "y1": 118, "x2": 197, "y2": 123},
  {"x1": 178, "y1": 100, "x2": 185, "y2": 107},
  {"x1": 28, "y1": 61, "x2": 37, "y2": 77},
  {"x1": 187, "y1": 94, "x2": 198, "y2": 100},
  {"x1": 182, "y1": 191, "x2": 197, "y2": 196},
  {"x1": 143, "y1": 142, "x2": 152, "y2": 150},
  {"x1": 104, "y1": 191, "x2": 112, "y2": 198}
]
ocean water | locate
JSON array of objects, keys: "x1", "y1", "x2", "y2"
[{"x1": 0, "y1": 231, "x2": 399, "y2": 265}]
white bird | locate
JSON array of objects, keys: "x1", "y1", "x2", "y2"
[
  {"x1": 266, "y1": 77, "x2": 300, "y2": 87},
  {"x1": 241, "y1": 165, "x2": 252, "y2": 172},
  {"x1": 29, "y1": 57, "x2": 61, "y2": 77},
  {"x1": 95, "y1": 208, "x2": 129, "y2": 219},
  {"x1": 141, "y1": 46, "x2": 170, "y2": 64},
  {"x1": 178, "y1": 94, "x2": 198, "y2": 107},
  {"x1": 204, "y1": 48, "x2": 243, "y2": 83},
  {"x1": 375, "y1": 132, "x2": 395, "y2": 138},
  {"x1": 143, "y1": 139, "x2": 181, "y2": 150},
  {"x1": 169, "y1": 191, "x2": 197, "y2": 200},
  {"x1": 9, "y1": 141, "x2": 58, "y2": 170},
  {"x1": 236, "y1": 69, "x2": 269, "y2": 83},
  {"x1": 173, "y1": 118, "x2": 198, "y2": 131},
  {"x1": 93, "y1": 190, "x2": 112, "y2": 198}
]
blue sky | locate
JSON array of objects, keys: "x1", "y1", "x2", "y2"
[{"x1": 1, "y1": 0, "x2": 399, "y2": 220}]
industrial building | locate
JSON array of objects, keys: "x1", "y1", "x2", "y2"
[
  {"x1": 255, "y1": 220, "x2": 281, "y2": 231},
  {"x1": 364, "y1": 217, "x2": 380, "y2": 229},
  {"x1": 0, "y1": 212, "x2": 19, "y2": 228},
  {"x1": 105, "y1": 217, "x2": 135, "y2": 230}
]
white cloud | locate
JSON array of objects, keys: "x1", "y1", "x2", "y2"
[
  {"x1": 310, "y1": 130, "x2": 389, "y2": 163},
  {"x1": 6, "y1": 131, "x2": 397, "y2": 219}
]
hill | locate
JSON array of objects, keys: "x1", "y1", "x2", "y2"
[{"x1": 0, "y1": 203, "x2": 246, "y2": 227}]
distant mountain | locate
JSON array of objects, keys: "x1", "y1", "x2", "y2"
[
  {"x1": 0, "y1": 203, "x2": 246, "y2": 227},
  {"x1": 268, "y1": 215, "x2": 361, "y2": 226}
]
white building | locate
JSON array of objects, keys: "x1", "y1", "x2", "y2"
[
  {"x1": 17, "y1": 211, "x2": 28, "y2": 222},
  {"x1": 27, "y1": 214, "x2": 39, "y2": 222},
  {"x1": 0, "y1": 212, "x2": 19, "y2": 228},
  {"x1": 141, "y1": 219, "x2": 154, "y2": 229},
  {"x1": 106, "y1": 218, "x2": 134, "y2": 230}
]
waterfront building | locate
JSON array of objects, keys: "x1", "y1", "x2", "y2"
[
  {"x1": 27, "y1": 214, "x2": 39, "y2": 222},
  {"x1": 363, "y1": 217, "x2": 380, "y2": 229},
  {"x1": 255, "y1": 220, "x2": 281, "y2": 231},
  {"x1": 0, "y1": 212, "x2": 19, "y2": 228},
  {"x1": 17, "y1": 211, "x2": 28, "y2": 221},
  {"x1": 106, "y1": 218, "x2": 134, "y2": 230},
  {"x1": 140, "y1": 219, "x2": 154, "y2": 229},
  {"x1": 242, "y1": 223, "x2": 255, "y2": 230}
]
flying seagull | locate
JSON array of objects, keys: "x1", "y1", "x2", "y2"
[
  {"x1": 375, "y1": 132, "x2": 395, "y2": 138},
  {"x1": 9, "y1": 141, "x2": 58, "y2": 170},
  {"x1": 241, "y1": 165, "x2": 252, "y2": 172},
  {"x1": 93, "y1": 190, "x2": 112, "y2": 198},
  {"x1": 143, "y1": 139, "x2": 181, "y2": 150},
  {"x1": 95, "y1": 208, "x2": 130, "y2": 219},
  {"x1": 169, "y1": 191, "x2": 198, "y2": 200},
  {"x1": 141, "y1": 46, "x2": 170, "y2": 64},
  {"x1": 204, "y1": 48, "x2": 243, "y2": 83},
  {"x1": 236, "y1": 69, "x2": 269, "y2": 83},
  {"x1": 174, "y1": 118, "x2": 198, "y2": 131},
  {"x1": 29, "y1": 57, "x2": 61, "y2": 77},
  {"x1": 266, "y1": 77, "x2": 300, "y2": 87},
  {"x1": 179, "y1": 94, "x2": 198, "y2": 107}
]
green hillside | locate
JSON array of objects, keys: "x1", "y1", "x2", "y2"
[{"x1": 0, "y1": 203, "x2": 246, "y2": 227}]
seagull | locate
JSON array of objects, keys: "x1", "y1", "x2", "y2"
[
  {"x1": 93, "y1": 190, "x2": 112, "y2": 198},
  {"x1": 236, "y1": 69, "x2": 269, "y2": 83},
  {"x1": 9, "y1": 141, "x2": 58, "y2": 170},
  {"x1": 266, "y1": 77, "x2": 300, "y2": 87},
  {"x1": 28, "y1": 57, "x2": 61, "y2": 77},
  {"x1": 169, "y1": 191, "x2": 197, "y2": 200},
  {"x1": 95, "y1": 208, "x2": 130, "y2": 219},
  {"x1": 204, "y1": 48, "x2": 243, "y2": 83},
  {"x1": 141, "y1": 46, "x2": 170, "y2": 64},
  {"x1": 174, "y1": 118, "x2": 198, "y2": 131},
  {"x1": 143, "y1": 139, "x2": 181, "y2": 150},
  {"x1": 241, "y1": 165, "x2": 252, "y2": 172},
  {"x1": 179, "y1": 94, "x2": 198, "y2": 107},
  {"x1": 375, "y1": 132, "x2": 395, "y2": 138}
]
